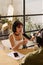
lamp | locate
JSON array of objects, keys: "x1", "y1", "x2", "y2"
[{"x1": 7, "y1": 0, "x2": 14, "y2": 21}]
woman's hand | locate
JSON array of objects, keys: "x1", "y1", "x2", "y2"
[
  {"x1": 19, "y1": 38, "x2": 28, "y2": 46},
  {"x1": 23, "y1": 38, "x2": 28, "y2": 45}
]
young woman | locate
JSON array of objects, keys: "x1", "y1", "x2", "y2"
[{"x1": 9, "y1": 20, "x2": 28, "y2": 51}]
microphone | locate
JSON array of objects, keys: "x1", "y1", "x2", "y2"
[
  {"x1": 22, "y1": 33, "x2": 29, "y2": 49},
  {"x1": 23, "y1": 33, "x2": 32, "y2": 40}
]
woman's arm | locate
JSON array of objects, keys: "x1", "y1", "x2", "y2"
[
  {"x1": 9, "y1": 34, "x2": 28, "y2": 51},
  {"x1": 9, "y1": 34, "x2": 16, "y2": 50},
  {"x1": 9, "y1": 34, "x2": 22, "y2": 50}
]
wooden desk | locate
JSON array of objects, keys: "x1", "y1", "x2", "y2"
[
  {"x1": 0, "y1": 50, "x2": 19, "y2": 65},
  {"x1": 17, "y1": 48, "x2": 35, "y2": 55},
  {"x1": 0, "y1": 48, "x2": 37, "y2": 65}
]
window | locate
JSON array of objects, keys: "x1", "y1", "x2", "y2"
[{"x1": 0, "y1": 0, "x2": 43, "y2": 39}]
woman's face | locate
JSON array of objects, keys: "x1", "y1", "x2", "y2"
[{"x1": 16, "y1": 25, "x2": 23, "y2": 34}]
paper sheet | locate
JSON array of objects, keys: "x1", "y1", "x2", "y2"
[
  {"x1": 8, "y1": 51, "x2": 25, "y2": 60},
  {"x1": 26, "y1": 41, "x2": 35, "y2": 47}
]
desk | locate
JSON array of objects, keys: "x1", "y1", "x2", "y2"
[
  {"x1": 0, "y1": 50, "x2": 19, "y2": 65},
  {"x1": 17, "y1": 48, "x2": 35, "y2": 55},
  {"x1": 0, "y1": 48, "x2": 37, "y2": 65}
]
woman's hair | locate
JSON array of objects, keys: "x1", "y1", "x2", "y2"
[{"x1": 12, "y1": 20, "x2": 23, "y2": 33}]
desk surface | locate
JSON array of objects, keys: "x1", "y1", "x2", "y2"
[
  {"x1": 0, "y1": 50, "x2": 19, "y2": 65},
  {"x1": 0, "y1": 47, "x2": 37, "y2": 65}
]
